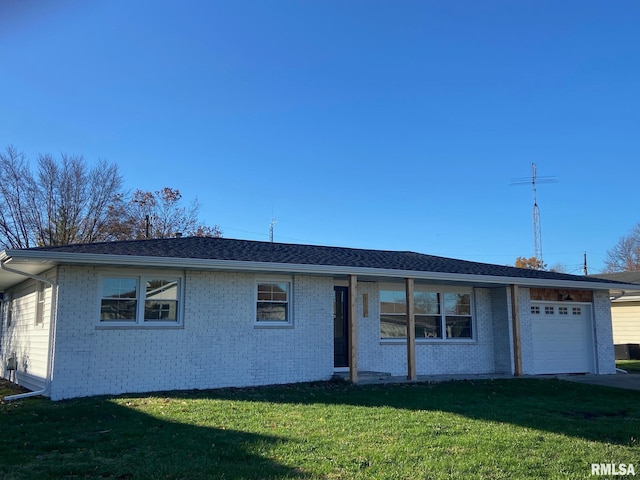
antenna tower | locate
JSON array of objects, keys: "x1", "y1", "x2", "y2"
[
  {"x1": 269, "y1": 218, "x2": 277, "y2": 243},
  {"x1": 510, "y1": 163, "x2": 557, "y2": 266},
  {"x1": 531, "y1": 163, "x2": 542, "y2": 263}
]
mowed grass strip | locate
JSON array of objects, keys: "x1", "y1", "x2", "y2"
[
  {"x1": 617, "y1": 360, "x2": 640, "y2": 373},
  {"x1": 1, "y1": 378, "x2": 639, "y2": 479}
]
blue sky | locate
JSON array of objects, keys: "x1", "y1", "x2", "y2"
[{"x1": 1, "y1": 1, "x2": 639, "y2": 274}]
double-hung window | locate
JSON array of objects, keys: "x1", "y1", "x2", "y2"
[
  {"x1": 256, "y1": 280, "x2": 291, "y2": 325},
  {"x1": 100, "y1": 276, "x2": 181, "y2": 325},
  {"x1": 380, "y1": 286, "x2": 474, "y2": 340}
]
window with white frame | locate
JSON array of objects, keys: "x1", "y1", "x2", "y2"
[
  {"x1": 4, "y1": 293, "x2": 11, "y2": 326},
  {"x1": 380, "y1": 286, "x2": 473, "y2": 340},
  {"x1": 256, "y1": 281, "x2": 291, "y2": 324},
  {"x1": 35, "y1": 283, "x2": 45, "y2": 325},
  {"x1": 100, "y1": 276, "x2": 180, "y2": 325}
]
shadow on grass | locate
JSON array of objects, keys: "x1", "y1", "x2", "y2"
[
  {"x1": 0, "y1": 396, "x2": 307, "y2": 479},
  {"x1": 174, "y1": 377, "x2": 640, "y2": 447}
]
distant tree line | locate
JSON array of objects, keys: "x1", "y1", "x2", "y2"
[{"x1": 0, "y1": 145, "x2": 221, "y2": 249}]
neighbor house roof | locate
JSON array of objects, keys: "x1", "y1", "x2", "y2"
[
  {"x1": 591, "y1": 271, "x2": 640, "y2": 284},
  {"x1": 591, "y1": 271, "x2": 640, "y2": 301},
  {"x1": 1, "y1": 237, "x2": 638, "y2": 292}
]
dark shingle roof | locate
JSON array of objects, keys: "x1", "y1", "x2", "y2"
[
  {"x1": 25, "y1": 236, "x2": 619, "y2": 286},
  {"x1": 591, "y1": 271, "x2": 640, "y2": 284}
]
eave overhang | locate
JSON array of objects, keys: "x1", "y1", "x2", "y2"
[{"x1": 2, "y1": 250, "x2": 639, "y2": 294}]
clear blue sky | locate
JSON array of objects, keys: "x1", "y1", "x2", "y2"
[{"x1": 1, "y1": 1, "x2": 639, "y2": 274}]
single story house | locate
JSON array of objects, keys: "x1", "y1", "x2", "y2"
[
  {"x1": 592, "y1": 271, "x2": 640, "y2": 359},
  {"x1": 1, "y1": 237, "x2": 638, "y2": 400}
]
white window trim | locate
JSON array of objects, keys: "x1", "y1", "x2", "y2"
[
  {"x1": 379, "y1": 284, "x2": 476, "y2": 343},
  {"x1": 4, "y1": 292, "x2": 12, "y2": 327},
  {"x1": 35, "y1": 282, "x2": 46, "y2": 326},
  {"x1": 97, "y1": 272, "x2": 184, "y2": 328},
  {"x1": 254, "y1": 276, "x2": 293, "y2": 328}
]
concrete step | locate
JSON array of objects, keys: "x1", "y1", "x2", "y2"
[{"x1": 332, "y1": 371, "x2": 392, "y2": 382}]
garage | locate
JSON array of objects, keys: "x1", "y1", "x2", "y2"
[{"x1": 530, "y1": 302, "x2": 594, "y2": 374}]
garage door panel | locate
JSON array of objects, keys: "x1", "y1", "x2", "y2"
[{"x1": 530, "y1": 303, "x2": 594, "y2": 374}]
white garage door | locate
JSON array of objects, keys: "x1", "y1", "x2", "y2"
[{"x1": 530, "y1": 302, "x2": 594, "y2": 374}]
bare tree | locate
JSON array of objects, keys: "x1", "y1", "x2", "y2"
[
  {"x1": 604, "y1": 224, "x2": 640, "y2": 272},
  {"x1": 0, "y1": 146, "x2": 36, "y2": 248},
  {"x1": 0, "y1": 145, "x2": 221, "y2": 247},
  {"x1": 0, "y1": 146, "x2": 125, "y2": 248}
]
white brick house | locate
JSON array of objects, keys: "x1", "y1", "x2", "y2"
[{"x1": 0, "y1": 237, "x2": 636, "y2": 400}]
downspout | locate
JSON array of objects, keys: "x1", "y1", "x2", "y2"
[
  {"x1": 610, "y1": 290, "x2": 625, "y2": 301},
  {"x1": 0, "y1": 258, "x2": 58, "y2": 401}
]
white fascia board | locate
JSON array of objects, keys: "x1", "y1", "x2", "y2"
[
  {"x1": 612, "y1": 295, "x2": 640, "y2": 303},
  {"x1": 3, "y1": 250, "x2": 635, "y2": 291}
]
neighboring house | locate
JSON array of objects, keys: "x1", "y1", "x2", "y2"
[
  {"x1": 0, "y1": 237, "x2": 638, "y2": 401},
  {"x1": 592, "y1": 271, "x2": 640, "y2": 359}
]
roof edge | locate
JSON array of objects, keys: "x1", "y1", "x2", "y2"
[{"x1": 3, "y1": 250, "x2": 636, "y2": 291}]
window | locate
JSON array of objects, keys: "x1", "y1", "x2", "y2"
[
  {"x1": 256, "y1": 282, "x2": 290, "y2": 324},
  {"x1": 572, "y1": 307, "x2": 582, "y2": 315},
  {"x1": 444, "y1": 292, "x2": 472, "y2": 339},
  {"x1": 415, "y1": 291, "x2": 441, "y2": 338},
  {"x1": 559, "y1": 306, "x2": 568, "y2": 315},
  {"x1": 545, "y1": 306, "x2": 554, "y2": 315},
  {"x1": 380, "y1": 290, "x2": 406, "y2": 338},
  {"x1": 380, "y1": 287, "x2": 473, "y2": 340},
  {"x1": 100, "y1": 276, "x2": 180, "y2": 325},
  {"x1": 4, "y1": 293, "x2": 12, "y2": 326},
  {"x1": 531, "y1": 306, "x2": 541, "y2": 315},
  {"x1": 35, "y1": 283, "x2": 45, "y2": 325}
]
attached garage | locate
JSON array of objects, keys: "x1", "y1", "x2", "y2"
[{"x1": 530, "y1": 302, "x2": 594, "y2": 374}]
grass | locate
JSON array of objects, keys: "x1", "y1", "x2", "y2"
[
  {"x1": 617, "y1": 360, "x2": 640, "y2": 373},
  {"x1": 1, "y1": 378, "x2": 639, "y2": 479}
]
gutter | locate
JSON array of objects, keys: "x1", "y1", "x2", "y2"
[
  {"x1": 0, "y1": 258, "x2": 58, "y2": 401},
  {"x1": 610, "y1": 290, "x2": 626, "y2": 301}
]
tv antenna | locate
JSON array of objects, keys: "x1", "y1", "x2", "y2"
[{"x1": 509, "y1": 163, "x2": 557, "y2": 266}]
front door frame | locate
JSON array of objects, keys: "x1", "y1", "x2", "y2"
[{"x1": 334, "y1": 286, "x2": 349, "y2": 369}]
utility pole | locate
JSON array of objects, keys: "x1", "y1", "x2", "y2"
[{"x1": 583, "y1": 252, "x2": 588, "y2": 275}]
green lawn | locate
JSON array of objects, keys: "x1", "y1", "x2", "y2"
[
  {"x1": 617, "y1": 360, "x2": 640, "y2": 373},
  {"x1": 1, "y1": 378, "x2": 639, "y2": 479}
]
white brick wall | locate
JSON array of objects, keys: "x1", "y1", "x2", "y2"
[
  {"x1": 490, "y1": 287, "x2": 514, "y2": 374},
  {"x1": 593, "y1": 290, "x2": 616, "y2": 374},
  {"x1": 45, "y1": 265, "x2": 618, "y2": 400},
  {"x1": 50, "y1": 267, "x2": 334, "y2": 400}
]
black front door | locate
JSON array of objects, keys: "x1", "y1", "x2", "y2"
[{"x1": 334, "y1": 286, "x2": 349, "y2": 368}]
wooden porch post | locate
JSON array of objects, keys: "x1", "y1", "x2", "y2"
[
  {"x1": 349, "y1": 274, "x2": 359, "y2": 383},
  {"x1": 511, "y1": 284, "x2": 523, "y2": 376},
  {"x1": 406, "y1": 278, "x2": 417, "y2": 380}
]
